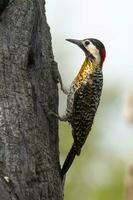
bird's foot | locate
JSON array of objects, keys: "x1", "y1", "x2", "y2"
[
  {"x1": 48, "y1": 110, "x2": 68, "y2": 122},
  {"x1": 60, "y1": 85, "x2": 68, "y2": 95},
  {"x1": 51, "y1": 60, "x2": 68, "y2": 95}
]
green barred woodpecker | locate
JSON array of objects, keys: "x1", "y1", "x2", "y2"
[{"x1": 58, "y1": 38, "x2": 106, "y2": 178}]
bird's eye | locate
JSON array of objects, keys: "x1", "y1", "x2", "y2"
[{"x1": 85, "y1": 40, "x2": 90, "y2": 46}]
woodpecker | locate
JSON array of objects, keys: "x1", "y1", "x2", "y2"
[{"x1": 61, "y1": 38, "x2": 106, "y2": 177}]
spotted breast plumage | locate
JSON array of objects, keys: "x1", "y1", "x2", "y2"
[{"x1": 60, "y1": 38, "x2": 106, "y2": 178}]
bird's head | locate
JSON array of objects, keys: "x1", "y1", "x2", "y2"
[{"x1": 66, "y1": 38, "x2": 106, "y2": 66}]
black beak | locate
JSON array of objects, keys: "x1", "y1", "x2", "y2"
[
  {"x1": 66, "y1": 38, "x2": 87, "y2": 55},
  {"x1": 66, "y1": 38, "x2": 95, "y2": 60},
  {"x1": 66, "y1": 39, "x2": 82, "y2": 47}
]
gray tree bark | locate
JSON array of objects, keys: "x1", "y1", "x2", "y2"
[{"x1": 0, "y1": 0, "x2": 63, "y2": 199}]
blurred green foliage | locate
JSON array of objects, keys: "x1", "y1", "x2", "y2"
[{"x1": 59, "y1": 87, "x2": 125, "y2": 200}]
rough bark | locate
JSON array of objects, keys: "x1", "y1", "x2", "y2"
[{"x1": 0, "y1": 0, "x2": 63, "y2": 199}]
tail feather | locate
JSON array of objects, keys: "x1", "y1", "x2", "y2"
[{"x1": 61, "y1": 144, "x2": 76, "y2": 178}]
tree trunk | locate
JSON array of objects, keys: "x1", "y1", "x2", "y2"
[{"x1": 0, "y1": 0, "x2": 63, "y2": 199}]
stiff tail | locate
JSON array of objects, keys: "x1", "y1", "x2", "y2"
[{"x1": 61, "y1": 144, "x2": 76, "y2": 178}]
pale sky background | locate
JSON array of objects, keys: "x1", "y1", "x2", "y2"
[
  {"x1": 46, "y1": 0, "x2": 133, "y2": 88},
  {"x1": 46, "y1": 0, "x2": 133, "y2": 162}
]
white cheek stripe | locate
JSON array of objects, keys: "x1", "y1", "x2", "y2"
[{"x1": 83, "y1": 40, "x2": 101, "y2": 64}]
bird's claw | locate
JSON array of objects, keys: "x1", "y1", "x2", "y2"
[{"x1": 61, "y1": 86, "x2": 68, "y2": 95}]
